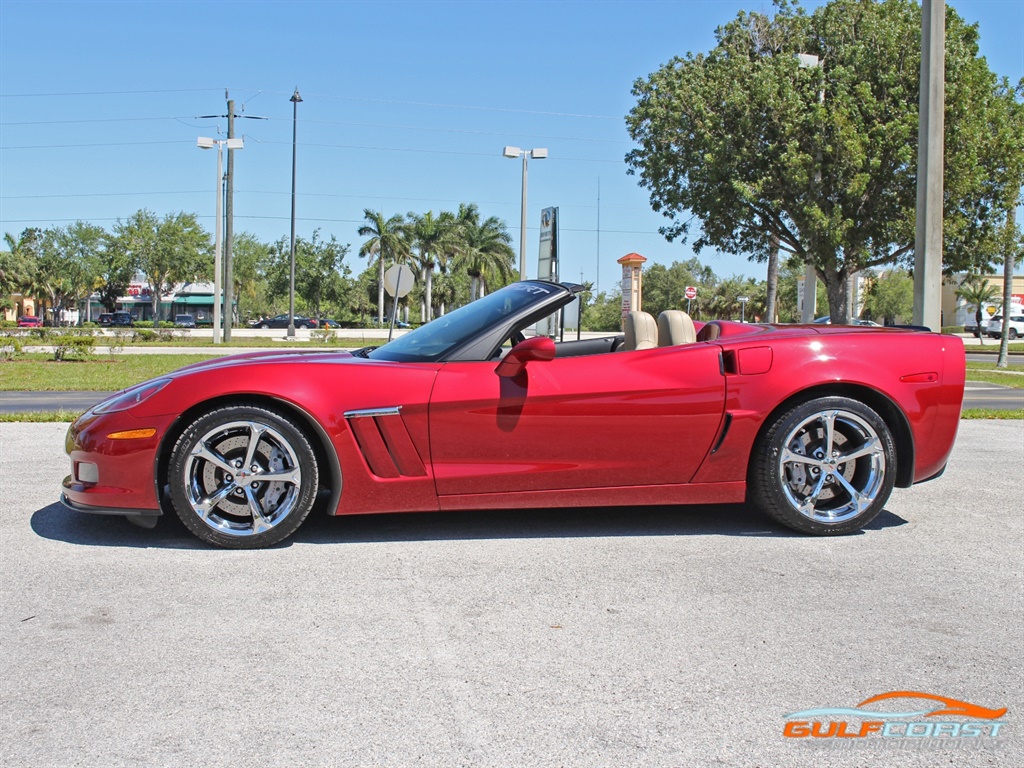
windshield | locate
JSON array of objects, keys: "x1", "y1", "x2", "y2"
[{"x1": 368, "y1": 282, "x2": 561, "y2": 362}]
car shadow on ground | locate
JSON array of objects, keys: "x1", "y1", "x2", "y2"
[{"x1": 30, "y1": 501, "x2": 908, "y2": 550}]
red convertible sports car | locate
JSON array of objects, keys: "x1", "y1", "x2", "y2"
[{"x1": 62, "y1": 280, "x2": 965, "y2": 548}]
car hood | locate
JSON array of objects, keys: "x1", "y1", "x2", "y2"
[{"x1": 169, "y1": 348, "x2": 360, "y2": 377}]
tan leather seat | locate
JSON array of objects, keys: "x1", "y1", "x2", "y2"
[
  {"x1": 623, "y1": 311, "x2": 658, "y2": 350},
  {"x1": 657, "y1": 310, "x2": 696, "y2": 346}
]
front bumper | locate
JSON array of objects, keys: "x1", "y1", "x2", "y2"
[{"x1": 62, "y1": 410, "x2": 171, "y2": 516}]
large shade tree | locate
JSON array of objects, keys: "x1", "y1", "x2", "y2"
[
  {"x1": 112, "y1": 210, "x2": 210, "y2": 321},
  {"x1": 626, "y1": 0, "x2": 1024, "y2": 323}
]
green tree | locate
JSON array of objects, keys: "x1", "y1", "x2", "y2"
[
  {"x1": 44, "y1": 222, "x2": 113, "y2": 322},
  {"x1": 267, "y1": 230, "x2": 351, "y2": 319},
  {"x1": 862, "y1": 269, "x2": 913, "y2": 324},
  {"x1": 582, "y1": 290, "x2": 625, "y2": 332},
  {"x1": 231, "y1": 233, "x2": 273, "y2": 324},
  {"x1": 450, "y1": 203, "x2": 515, "y2": 303},
  {"x1": 955, "y1": 274, "x2": 998, "y2": 342},
  {"x1": 626, "y1": 0, "x2": 1024, "y2": 323},
  {"x1": 1, "y1": 229, "x2": 41, "y2": 314},
  {"x1": 406, "y1": 210, "x2": 457, "y2": 322},
  {"x1": 113, "y1": 210, "x2": 211, "y2": 321},
  {"x1": 358, "y1": 210, "x2": 410, "y2": 324}
]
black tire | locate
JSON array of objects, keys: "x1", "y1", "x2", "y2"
[
  {"x1": 749, "y1": 396, "x2": 896, "y2": 536},
  {"x1": 1009, "y1": 329, "x2": 1018, "y2": 340},
  {"x1": 167, "y1": 404, "x2": 319, "y2": 548},
  {"x1": 258, "y1": 323, "x2": 270, "y2": 329}
]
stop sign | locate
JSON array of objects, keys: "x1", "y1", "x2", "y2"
[{"x1": 684, "y1": 286, "x2": 697, "y2": 300}]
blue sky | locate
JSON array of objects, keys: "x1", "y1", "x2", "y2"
[{"x1": 1, "y1": 0, "x2": 1022, "y2": 292}]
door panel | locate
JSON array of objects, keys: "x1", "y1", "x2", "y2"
[{"x1": 429, "y1": 344, "x2": 725, "y2": 496}]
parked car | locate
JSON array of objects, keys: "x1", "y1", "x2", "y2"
[
  {"x1": 97, "y1": 313, "x2": 114, "y2": 327},
  {"x1": 61, "y1": 279, "x2": 965, "y2": 549},
  {"x1": 109, "y1": 311, "x2": 134, "y2": 327},
  {"x1": 17, "y1": 315, "x2": 43, "y2": 328},
  {"x1": 250, "y1": 314, "x2": 319, "y2": 329},
  {"x1": 986, "y1": 314, "x2": 1024, "y2": 340},
  {"x1": 174, "y1": 314, "x2": 197, "y2": 328}
]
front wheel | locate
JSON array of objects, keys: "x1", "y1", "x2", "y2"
[
  {"x1": 167, "y1": 405, "x2": 319, "y2": 548},
  {"x1": 749, "y1": 397, "x2": 896, "y2": 535}
]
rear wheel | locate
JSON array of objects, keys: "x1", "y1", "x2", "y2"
[
  {"x1": 168, "y1": 405, "x2": 319, "y2": 548},
  {"x1": 750, "y1": 397, "x2": 896, "y2": 535}
]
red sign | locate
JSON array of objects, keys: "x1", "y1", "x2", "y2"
[{"x1": 684, "y1": 286, "x2": 698, "y2": 300}]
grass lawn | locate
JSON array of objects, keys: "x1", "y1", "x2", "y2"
[
  {"x1": 0, "y1": 353, "x2": 218, "y2": 391},
  {"x1": 964, "y1": 362, "x2": 1024, "y2": 389}
]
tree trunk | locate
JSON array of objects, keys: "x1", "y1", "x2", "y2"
[
  {"x1": 377, "y1": 256, "x2": 385, "y2": 325},
  {"x1": 823, "y1": 270, "x2": 849, "y2": 325},
  {"x1": 424, "y1": 264, "x2": 433, "y2": 322},
  {"x1": 765, "y1": 237, "x2": 779, "y2": 322}
]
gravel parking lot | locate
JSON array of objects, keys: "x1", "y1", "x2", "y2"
[{"x1": 1, "y1": 420, "x2": 1021, "y2": 767}]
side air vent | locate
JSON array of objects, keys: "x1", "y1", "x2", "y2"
[{"x1": 344, "y1": 407, "x2": 427, "y2": 479}]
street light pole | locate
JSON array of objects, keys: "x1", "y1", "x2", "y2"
[
  {"x1": 288, "y1": 87, "x2": 302, "y2": 338},
  {"x1": 503, "y1": 146, "x2": 547, "y2": 280},
  {"x1": 213, "y1": 141, "x2": 223, "y2": 343},
  {"x1": 198, "y1": 136, "x2": 243, "y2": 343}
]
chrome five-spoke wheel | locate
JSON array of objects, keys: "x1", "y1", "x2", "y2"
[
  {"x1": 168, "y1": 405, "x2": 319, "y2": 548},
  {"x1": 750, "y1": 396, "x2": 896, "y2": 535}
]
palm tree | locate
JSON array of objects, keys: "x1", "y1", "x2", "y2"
[
  {"x1": 357, "y1": 210, "x2": 409, "y2": 324},
  {"x1": 955, "y1": 274, "x2": 998, "y2": 343},
  {"x1": 406, "y1": 211, "x2": 457, "y2": 322},
  {"x1": 451, "y1": 204, "x2": 515, "y2": 302}
]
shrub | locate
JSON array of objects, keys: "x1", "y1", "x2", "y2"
[
  {"x1": 108, "y1": 328, "x2": 130, "y2": 355},
  {"x1": 0, "y1": 332, "x2": 23, "y2": 360},
  {"x1": 51, "y1": 334, "x2": 96, "y2": 361}
]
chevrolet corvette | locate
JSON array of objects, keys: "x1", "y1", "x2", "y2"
[{"x1": 61, "y1": 280, "x2": 965, "y2": 548}]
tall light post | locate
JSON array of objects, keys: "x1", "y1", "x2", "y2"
[
  {"x1": 197, "y1": 136, "x2": 243, "y2": 344},
  {"x1": 502, "y1": 146, "x2": 547, "y2": 280},
  {"x1": 288, "y1": 87, "x2": 303, "y2": 338}
]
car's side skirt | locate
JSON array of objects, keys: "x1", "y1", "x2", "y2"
[{"x1": 437, "y1": 481, "x2": 746, "y2": 511}]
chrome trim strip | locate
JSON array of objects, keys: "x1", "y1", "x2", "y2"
[{"x1": 344, "y1": 406, "x2": 402, "y2": 419}]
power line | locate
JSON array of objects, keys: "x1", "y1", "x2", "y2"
[
  {"x1": 0, "y1": 188, "x2": 653, "y2": 212},
  {"x1": 1, "y1": 212, "x2": 670, "y2": 237}
]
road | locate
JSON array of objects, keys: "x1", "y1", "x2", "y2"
[{"x1": 1, "y1": 420, "x2": 1021, "y2": 767}]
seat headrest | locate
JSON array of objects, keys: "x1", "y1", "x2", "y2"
[
  {"x1": 623, "y1": 311, "x2": 658, "y2": 350},
  {"x1": 658, "y1": 310, "x2": 696, "y2": 346}
]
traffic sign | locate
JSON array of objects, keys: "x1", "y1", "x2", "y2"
[
  {"x1": 684, "y1": 286, "x2": 697, "y2": 300},
  {"x1": 383, "y1": 264, "x2": 415, "y2": 298}
]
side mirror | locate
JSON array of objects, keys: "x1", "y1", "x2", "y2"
[{"x1": 495, "y1": 335, "x2": 556, "y2": 378}]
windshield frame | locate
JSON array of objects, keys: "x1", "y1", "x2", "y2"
[{"x1": 367, "y1": 280, "x2": 576, "y2": 363}]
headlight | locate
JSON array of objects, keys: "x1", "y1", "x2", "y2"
[{"x1": 93, "y1": 379, "x2": 171, "y2": 414}]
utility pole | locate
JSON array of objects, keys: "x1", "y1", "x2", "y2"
[
  {"x1": 224, "y1": 96, "x2": 236, "y2": 342},
  {"x1": 913, "y1": 0, "x2": 945, "y2": 331},
  {"x1": 197, "y1": 96, "x2": 267, "y2": 339}
]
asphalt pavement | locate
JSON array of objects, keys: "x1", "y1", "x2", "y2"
[{"x1": 1, "y1": 420, "x2": 1021, "y2": 767}]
